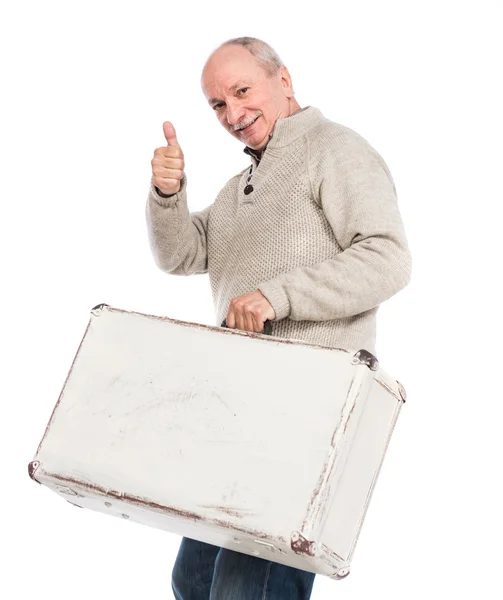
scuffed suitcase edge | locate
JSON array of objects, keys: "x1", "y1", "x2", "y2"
[
  {"x1": 300, "y1": 355, "x2": 377, "y2": 537},
  {"x1": 345, "y1": 397, "x2": 404, "y2": 565},
  {"x1": 30, "y1": 317, "x2": 93, "y2": 463},
  {"x1": 99, "y1": 305, "x2": 405, "y2": 403},
  {"x1": 28, "y1": 303, "x2": 107, "y2": 477},
  {"x1": 302, "y1": 353, "x2": 406, "y2": 575},
  {"x1": 27, "y1": 467, "x2": 289, "y2": 545},
  {"x1": 31, "y1": 465, "x2": 343, "y2": 576},
  {"x1": 103, "y1": 304, "x2": 352, "y2": 354},
  {"x1": 294, "y1": 352, "x2": 378, "y2": 577},
  {"x1": 311, "y1": 394, "x2": 404, "y2": 578}
]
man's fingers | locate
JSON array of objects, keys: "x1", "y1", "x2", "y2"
[
  {"x1": 226, "y1": 310, "x2": 235, "y2": 329},
  {"x1": 255, "y1": 315, "x2": 266, "y2": 332},
  {"x1": 244, "y1": 312, "x2": 256, "y2": 333},
  {"x1": 155, "y1": 176, "x2": 181, "y2": 189},
  {"x1": 227, "y1": 308, "x2": 261, "y2": 333},
  {"x1": 235, "y1": 311, "x2": 245, "y2": 332},
  {"x1": 226, "y1": 292, "x2": 274, "y2": 333},
  {"x1": 152, "y1": 167, "x2": 184, "y2": 180},
  {"x1": 226, "y1": 306, "x2": 245, "y2": 331},
  {"x1": 163, "y1": 121, "x2": 180, "y2": 148},
  {"x1": 153, "y1": 148, "x2": 184, "y2": 162}
]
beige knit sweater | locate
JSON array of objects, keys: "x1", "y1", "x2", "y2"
[{"x1": 145, "y1": 106, "x2": 411, "y2": 354}]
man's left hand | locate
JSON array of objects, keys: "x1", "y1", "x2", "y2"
[{"x1": 226, "y1": 290, "x2": 275, "y2": 333}]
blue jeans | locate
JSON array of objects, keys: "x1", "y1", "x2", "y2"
[{"x1": 172, "y1": 536, "x2": 316, "y2": 599}]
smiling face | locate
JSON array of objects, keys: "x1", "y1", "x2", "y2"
[{"x1": 201, "y1": 44, "x2": 301, "y2": 151}]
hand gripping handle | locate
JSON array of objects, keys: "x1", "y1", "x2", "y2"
[{"x1": 220, "y1": 318, "x2": 272, "y2": 336}]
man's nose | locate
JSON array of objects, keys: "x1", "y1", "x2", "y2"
[{"x1": 226, "y1": 101, "x2": 246, "y2": 127}]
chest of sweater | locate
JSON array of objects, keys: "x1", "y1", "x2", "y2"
[{"x1": 207, "y1": 142, "x2": 342, "y2": 286}]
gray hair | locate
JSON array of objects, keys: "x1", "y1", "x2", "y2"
[{"x1": 215, "y1": 37, "x2": 284, "y2": 78}]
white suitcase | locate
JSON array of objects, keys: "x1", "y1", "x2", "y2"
[{"x1": 28, "y1": 304, "x2": 407, "y2": 580}]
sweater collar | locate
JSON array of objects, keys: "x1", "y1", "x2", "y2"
[{"x1": 243, "y1": 106, "x2": 325, "y2": 162}]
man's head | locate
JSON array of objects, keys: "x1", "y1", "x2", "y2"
[{"x1": 201, "y1": 37, "x2": 301, "y2": 151}]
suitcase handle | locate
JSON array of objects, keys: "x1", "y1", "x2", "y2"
[{"x1": 221, "y1": 318, "x2": 272, "y2": 336}]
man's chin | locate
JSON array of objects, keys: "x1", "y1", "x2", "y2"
[{"x1": 240, "y1": 132, "x2": 267, "y2": 151}]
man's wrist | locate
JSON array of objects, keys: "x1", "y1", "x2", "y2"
[{"x1": 155, "y1": 186, "x2": 176, "y2": 198}]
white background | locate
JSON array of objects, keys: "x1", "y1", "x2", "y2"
[{"x1": 2, "y1": 1, "x2": 502, "y2": 598}]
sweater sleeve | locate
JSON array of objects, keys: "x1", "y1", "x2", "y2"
[
  {"x1": 257, "y1": 131, "x2": 412, "y2": 321},
  {"x1": 145, "y1": 173, "x2": 211, "y2": 275}
]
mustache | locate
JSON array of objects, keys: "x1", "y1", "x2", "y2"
[{"x1": 232, "y1": 112, "x2": 263, "y2": 132}]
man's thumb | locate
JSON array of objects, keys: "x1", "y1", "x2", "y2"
[{"x1": 163, "y1": 121, "x2": 180, "y2": 147}]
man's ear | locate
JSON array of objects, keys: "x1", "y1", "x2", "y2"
[{"x1": 280, "y1": 65, "x2": 294, "y2": 96}]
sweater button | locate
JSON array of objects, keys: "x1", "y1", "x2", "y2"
[{"x1": 244, "y1": 184, "x2": 254, "y2": 195}]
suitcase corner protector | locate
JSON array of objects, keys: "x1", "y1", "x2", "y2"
[
  {"x1": 350, "y1": 349, "x2": 379, "y2": 371},
  {"x1": 332, "y1": 567, "x2": 351, "y2": 580},
  {"x1": 290, "y1": 530, "x2": 317, "y2": 557},
  {"x1": 28, "y1": 460, "x2": 41, "y2": 484},
  {"x1": 91, "y1": 303, "x2": 110, "y2": 316},
  {"x1": 396, "y1": 380, "x2": 407, "y2": 402}
]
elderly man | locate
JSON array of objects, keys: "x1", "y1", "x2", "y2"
[{"x1": 146, "y1": 36, "x2": 411, "y2": 600}]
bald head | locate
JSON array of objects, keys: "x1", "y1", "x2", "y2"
[
  {"x1": 201, "y1": 38, "x2": 301, "y2": 151},
  {"x1": 204, "y1": 37, "x2": 283, "y2": 79}
]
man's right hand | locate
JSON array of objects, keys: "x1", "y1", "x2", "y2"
[{"x1": 151, "y1": 122, "x2": 185, "y2": 196}]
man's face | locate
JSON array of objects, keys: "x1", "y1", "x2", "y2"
[{"x1": 201, "y1": 45, "x2": 295, "y2": 151}]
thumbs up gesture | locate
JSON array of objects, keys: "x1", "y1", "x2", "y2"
[{"x1": 151, "y1": 121, "x2": 185, "y2": 196}]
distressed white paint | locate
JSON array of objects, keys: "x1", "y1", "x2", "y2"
[{"x1": 30, "y1": 305, "x2": 405, "y2": 579}]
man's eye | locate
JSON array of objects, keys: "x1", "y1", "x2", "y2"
[
  {"x1": 239, "y1": 88, "x2": 249, "y2": 94},
  {"x1": 213, "y1": 103, "x2": 224, "y2": 110}
]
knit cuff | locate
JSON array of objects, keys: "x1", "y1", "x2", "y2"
[
  {"x1": 258, "y1": 279, "x2": 291, "y2": 321},
  {"x1": 150, "y1": 173, "x2": 187, "y2": 208}
]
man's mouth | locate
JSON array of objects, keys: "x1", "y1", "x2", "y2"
[{"x1": 236, "y1": 116, "x2": 260, "y2": 132}]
